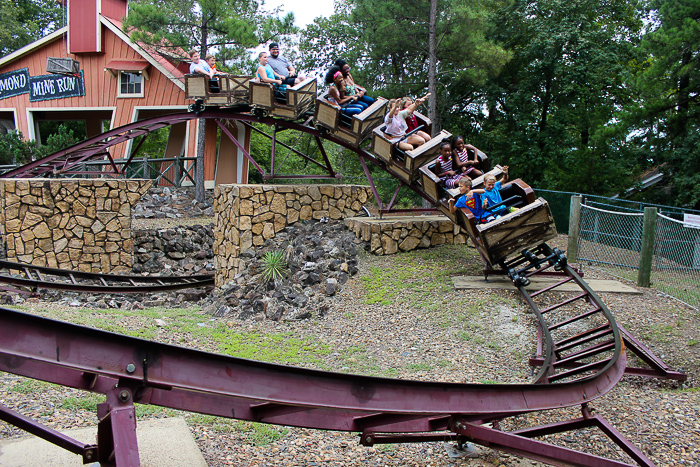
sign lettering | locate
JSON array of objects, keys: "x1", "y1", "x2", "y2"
[
  {"x1": 0, "y1": 68, "x2": 31, "y2": 99},
  {"x1": 29, "y1": 71, "x2": 84, "y2": 102}
]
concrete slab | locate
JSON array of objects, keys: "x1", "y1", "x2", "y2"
[
  {"x1": 452, "y1": 276, "x2": 641, "y2": 294},
  {"x1": 0, "y1": 417, "x2": 207, "y2": 467}
]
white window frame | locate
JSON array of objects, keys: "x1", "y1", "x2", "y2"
[{"x1": 118, "y1": 71, "x2": 144, "y2": 98}]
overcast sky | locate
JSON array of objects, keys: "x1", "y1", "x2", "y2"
[{"x1": 264, "y1": 0, "x2": 335, "y2": 27}]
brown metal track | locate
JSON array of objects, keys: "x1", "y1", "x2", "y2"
[
  {"x1": 0, "y1": 259, "x2": 214, "y2": 294},
  {"x1": 0, "y1": 110, "x2": 657, "y2": 465}
]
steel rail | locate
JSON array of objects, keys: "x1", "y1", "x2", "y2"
[
  {"x1": 0, "y1": 260, "x2": 214, "y2": 294},
  {"x1": 0, "y1": 108, "x2": 660, "y2": 465},
  {"x1": 503, "y1": 245, "x2": 623, "y2": 384},
  {"x1": 0, "y1": 307, "x2": 625, "y2": 427}
]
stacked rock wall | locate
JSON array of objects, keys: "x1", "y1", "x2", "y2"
[
  {"x1": 344, "y1": 216, "x2": 467, "y2": 255},
  {"x1": 0, "y1": 179, "x2": 152, "y2": 273},
  {"x1": 214, "y1": 184, "x2": 373, "y2": 285}
]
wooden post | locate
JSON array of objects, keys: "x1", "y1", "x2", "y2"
[
  {"x1": 637, "y1": 207, "x2": 657, "y2": 287},
  {"x1": 567, "y1": 195, "x2": 582, "y2": 261}
]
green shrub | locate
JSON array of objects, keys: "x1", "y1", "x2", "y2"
[{"x1": 260, "y1": 251, "x2": 288, "y2": 282}]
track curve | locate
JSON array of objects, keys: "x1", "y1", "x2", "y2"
[
  {"x1": 1, "y1": 110, "x2": 384, "y2": 179},
  {"x1": 0, "y1": 109, "x2": 638, "y2": 464}
]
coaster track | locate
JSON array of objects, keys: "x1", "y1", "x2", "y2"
[
  {"x1": 0, "y1": 259, "x2": 214, "y2": 294},
  {"x1": 0, "y1": 101, "x2": 666, "y2": 466}
]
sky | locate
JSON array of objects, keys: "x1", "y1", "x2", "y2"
[
  {"x1": 263, "y1": 0, "x2": 335, "y2": 28},
  {"x1": 250, "y1": 0, "x2": 335, "y2": 60}
]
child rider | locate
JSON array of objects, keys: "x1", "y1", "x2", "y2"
[
  {"x1": 448, "y1": 177, "x2": 495, "y2": 223},
  {"x1": 481, "y1": 167, "x2": 510, "y2": 219}
]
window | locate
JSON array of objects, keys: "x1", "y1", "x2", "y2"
[{"x1": 119, "y1": 71, "x2": 143, "y2": 97}]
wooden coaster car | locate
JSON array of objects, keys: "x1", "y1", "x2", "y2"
[
  {"x1": 419, "y1": 156, "x2": 495, "y2": 204},
  {"x1": 315, "y1": 94, "x2": 388, "y2": 146},
  {"x1": 185, "y1": 74, "x2": 251, "y2": 107},
  {"x1": 439, "y1": 179, "x2": 558, "y2": 266},
  {"x1": 371, "y1": 112, "x2": 451, "y2": 183},
  {"x1": 250, "y1": 77, "x2": 317, "y2": 120}
]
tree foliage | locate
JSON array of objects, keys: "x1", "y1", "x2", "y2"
[
  {"x1": 0, "y1": 0, "x2": 65, "y2": 56},
  {"x1": 471, "y1": 0, "x2": 646, "y2": 195},
  {"x1": 123, "y1": 0, "x2": 296, "y2": 72},
  {"x1": 619, "y1": 0, "x2": 700, "y2": 207},
  {"x1": 0, "y1": 124, "x2": 78, "y2": 166},
  {"x1": 299, "y1": 0, "x2": 509, "y2": 128}
]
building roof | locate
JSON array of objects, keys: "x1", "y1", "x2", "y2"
[
  {"x1": 0, "y1": 28, "x2": 67, "y2": 69},
  {"x1": 100, "y1": 15, "x2": 185, "y2": 90},
  {"x1": 0, "y1": 16, "x2": 185, "y2": 91}
]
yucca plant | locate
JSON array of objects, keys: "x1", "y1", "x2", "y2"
[{"x1": 260, "y1": 251, "x2": 288, "y2": 283}]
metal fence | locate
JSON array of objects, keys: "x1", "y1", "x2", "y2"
[
  {"x1": 576, "y1": 203, "x2": 700, "y2": 310},
  {"x1": 534, "y1": 189, "x2": 700, "y2": 235},
  {"x1": 0, "y1": 156, "x2": 197, "y2": 188},
  {"x1": 577, "y1": 205, "x2": 644, "y2": 268}
]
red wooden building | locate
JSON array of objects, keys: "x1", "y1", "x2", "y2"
[{"x1": 0, "y1": 0, "x2": 249, "y2": 187}]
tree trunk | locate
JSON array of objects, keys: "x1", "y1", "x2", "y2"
[
  {"x1": 673, "y1": 48, "x2": 691, "y2": 139},
  {"x1": 195, "y1": 118, "x2": 206, "y2": 203},
  {"x1": 195, "y1": 28, "x2": 208, "y2": 204},
  {"x1": 538, "y1": 72, "x2": 552, "y2": 151},
  {"x1": 428, "y1": 0, "x2": 439, "y2": 135}
]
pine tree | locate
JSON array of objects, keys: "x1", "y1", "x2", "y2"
[{"x1": 123, "y1": 0, "x2": 296, "y2": 201}]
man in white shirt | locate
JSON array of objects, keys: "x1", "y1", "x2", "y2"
[{"x1": 267, "y1": 42, "x2": 306, "y2": 86}]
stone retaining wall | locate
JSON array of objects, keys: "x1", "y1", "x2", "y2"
[
  {"x1": 214, "y1": 184, "x2": 373, "y2": 286},
  {"x1": 344, "y1": 216, "x2": 467, "y2": 255},
  {"x1": 0, "y1": 179, "x2": 152, "y2": 273}
]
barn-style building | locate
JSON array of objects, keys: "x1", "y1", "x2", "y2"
[{"x1": 0, "y1": 0, "x2": 249, "y2": 187}]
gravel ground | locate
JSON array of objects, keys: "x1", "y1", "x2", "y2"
[{"x1": 1, "y1": 203, "x2": 698, "y2": 466}]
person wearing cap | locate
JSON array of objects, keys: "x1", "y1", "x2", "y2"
[{"x1": 268, "y1": 42, "x2": 306, "y2": 86}]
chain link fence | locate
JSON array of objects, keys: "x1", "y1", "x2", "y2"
[
  {"x1": 652, "y1": 213, "x2": 700, "y2": 308},
  {"x1": 534, "y1": 189, "x2": 700, "y2": 234},
  {"x1": 577, "y1": 206, "x2": 644, "y2": 268},
  {"x1": 576, "y1": 203, "x2": 700, "y2": 310}
]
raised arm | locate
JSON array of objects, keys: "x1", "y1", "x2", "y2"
[
  {"x1": 387, "y1": 99, "x2": 401, "y2": 119},
  {"x1": 193, "y1": 64, "x2": 215, "y2": 79},
  {"x1": 498, "y1": 165, "x2": 509, "y2": 183},
  {"x1": 405, "y1": 92, "x2": 431, "y2": 115}
]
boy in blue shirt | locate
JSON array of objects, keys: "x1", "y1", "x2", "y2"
[
  {"x1": 448, "y1": 177, "x2": 495, "y2": 223},
  {"x1": 481, "y1": 166, "x2": 510, "y2": 219}
]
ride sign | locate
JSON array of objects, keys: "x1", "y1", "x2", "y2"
[
  {"x1": 29, "y1": 71, "x2": 85, "y2": 102},
  {"x1": 0, "y1": 68, "x2": 31, "y2": 100}
]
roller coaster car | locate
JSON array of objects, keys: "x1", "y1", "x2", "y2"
[
  {"x1": 371, "y1": 112, "x2": 451, "y2": 183},
  {"x1": 418, "y1": 155, "x2": 496, "y2": 205},
  {"x1": 314, "y1": 94, "x2": 388, "y2": 146},
  {"x1": 442, "y1": 179, "x2": 557, "y2": 266},
  {"x1": 249, "y1": 77, "x2": 317, "y2": 120},
  {"x1": 184, "y1": 74, "x2": 251, "y2": 107}
]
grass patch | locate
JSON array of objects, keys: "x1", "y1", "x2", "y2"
[
  {"x1": 359, "y1": 245, "x2": 479, "y2": 308},
  {"x1": 188, "y1": 414, "x2": 239, "y2": 433},
  {"x1": 234, "y1": 421, "x2": 288, "y2": 446},
  {"x1": 641, "y1": 323, "x2": 682, "y2": 344},
  {"x1": 382, "y1": 367, "x2": 400, "y2": 378},
  {"x1": 217, "y1": 331, "x2": 331, "y2": 365},
  {"x1": 454, "y1": 330, "x2": 472, "y2": 341},
  {"x1": 134, "y1": 403, "x2": 177, "y2": 418},
  {"x1": 8, "y1": 378, "x2": 52, "y2": 394},
  {"x1": 406, "y1": 362, "x2": 433, "y2": 372},
  {"x1": 61, "y1": 394, "x2": 104, "y2": 412}
]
